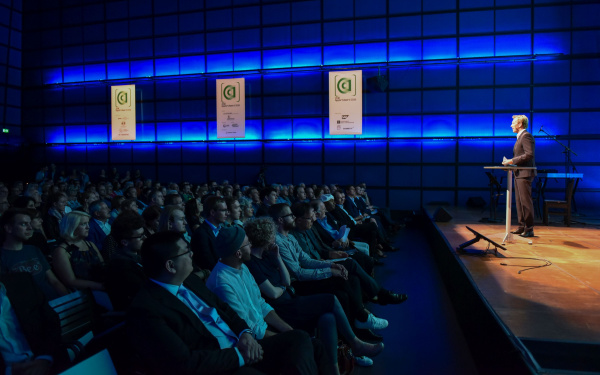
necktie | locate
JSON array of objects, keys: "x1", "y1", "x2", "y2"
[{"x1": 177, "y1": 287, "x2": 238, "y2": 346}]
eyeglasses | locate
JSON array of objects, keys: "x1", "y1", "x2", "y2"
[
  {"x1": 129, "y1": 233, "x2": 147, "y2": 240},
  {"x1": 169, "y1": 249, "x2": 192, "y2": 259},
  {"x1": 239, "y1": 241, "x2": 252, "y2": 250},
  {"x1": 280, "y1": 213, "x2": 295, "y2": 219}
]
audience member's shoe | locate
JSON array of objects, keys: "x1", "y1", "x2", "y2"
[
  {"x1": 377, "y1": 291, "x2": 408, "y2": 305},
  {"x1": 355, "y1": 314, "x2": 388, "y2": 331},
  {"x1": 353, "y1": 341, "x2": 384, "y2": 358},
  {"x1": 520, "y1": 230, "x2": 534, "y2": 238},
  {"x1": 354, "y1": 329, "x2": 383, "y2": 342},
  {"x1": 354, "y1": 356, "x2": 374, "y2": 367},
  {"x1": 511, "y1": 228, "x2": 524, "y2": 235}
]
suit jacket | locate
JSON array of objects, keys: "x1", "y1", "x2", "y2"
[
  {"x1": 104, "y1": 252, "x2": 147, "y2": 311},
  {"x1": 191, "y1": 221, "x2": 219, "y2": 270},
  {"x1": 513, "y1": 131, "x2": 537, "y2": 178},
  {"x1": 127, "y1": 275, "x2": 250, "y2": 375},
  {"x1": 0, "y1": 273, "x2": 64, "y2": 373},
  {"x1": 87, "y1": 219, "x2": 108, "y2": 252}
]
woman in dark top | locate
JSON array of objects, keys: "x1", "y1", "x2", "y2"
[
  {"x1": 52, "y1": 211, "x2": 105, "y2": 291},
  {"x1": 244, "y1": 217, "x2": 383, "y2": 375},
  {"x1": 43, "y1": 192, "x2": 68, "y2": 242}
]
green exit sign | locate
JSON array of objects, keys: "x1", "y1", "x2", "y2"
[{"x1": 2, "y1": 129, "x2": 8, "y2": 133}]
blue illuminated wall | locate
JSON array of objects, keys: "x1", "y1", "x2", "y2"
[{"x1": 19, "y1": 0, "x2": 600, "y2": 210}]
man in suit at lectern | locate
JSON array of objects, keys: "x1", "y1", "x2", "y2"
[{"x1": 502, "y1": 115, "x2": 536, "y2": 238}]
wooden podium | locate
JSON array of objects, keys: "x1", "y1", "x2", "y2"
[{"x1": 484, "y1": 166, "x2": 537, "y2": 244}]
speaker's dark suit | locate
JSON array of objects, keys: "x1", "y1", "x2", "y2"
[
  {"x1": 512, "y1": 131, "x2": 537, "y2": 232},
  {"x1": 127, "y1": 275, "x2": 321, "y2": 375}
]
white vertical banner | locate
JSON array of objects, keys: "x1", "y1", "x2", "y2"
[
  {"x1": 216, "y1": 78, "x2": 246, "y2": 138},
  {"x1": 111, "y1": 84, "x2": 136, "y2": 141},
  {"x1": 329, "y1": 70, "x2": 362, "y2": 135}
]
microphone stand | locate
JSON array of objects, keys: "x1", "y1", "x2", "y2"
[{"x1": 538, "y1": 126, "x2": 582, "y2": 216}]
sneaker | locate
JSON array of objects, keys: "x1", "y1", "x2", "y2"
[
  {"x1": 355, "y1": 313, "x2": 389, "y2": 331},
  {"x1": 354, "y1": 356, "x2": 374, "y2": 367}
]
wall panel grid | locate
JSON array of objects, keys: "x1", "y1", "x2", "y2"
[{"x1": 14, "y1": 0, "x2": 600, "y2": 210}]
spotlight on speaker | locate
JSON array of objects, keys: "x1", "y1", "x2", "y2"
[{"x1": 457, "y1": 226, "x2": 507, "y2": 256}]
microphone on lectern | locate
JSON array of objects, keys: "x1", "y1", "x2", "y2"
[{"x1": 538, "y1": 125, "x2": 543, "y2": 134}]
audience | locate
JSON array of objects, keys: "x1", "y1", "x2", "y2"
[
  {"x1": 127, "y1": 231, "x2": 327, "y2": 375},
  {"x1": 52, "y1": 211, "x2": 105, "y2": 291},
  {"x1": 0, "y1": 168, "x2": 407, "y2": 374}
]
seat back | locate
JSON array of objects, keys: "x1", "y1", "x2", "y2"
[
  {"x1": 49, "y1": 290, "x2": 95, "y2": 342},
  {"x1": 59, "y1": 349, "x2": 117, "y2": 375}
]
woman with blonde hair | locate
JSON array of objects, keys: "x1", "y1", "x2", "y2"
[{"x1": 52, "y1": 210, "x2": 105, "y2": 291}]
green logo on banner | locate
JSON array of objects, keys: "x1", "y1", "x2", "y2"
[
  {"x1": 116, "y1": 90, "x2": 128, "y2": 105},
  {"x1": 223, "y1": 85, "x2": 236, "y2": 100},
  {"x1": 337, "y1": 78, "x2": 352, "y2": 94}
]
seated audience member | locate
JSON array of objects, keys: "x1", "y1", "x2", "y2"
[
  {"x1": 245, "y1": 187, "x2": 261, "y2": 214},
  {"x1": 329, "y1": 191, "x2": 395, "y2": 256},
  {"x1": 88, "y1": 200, "x2": 111, "y2": 252},
  {"x1": 97, "y1": 183, "x2": 112, "y2": 208},
  {"x1": 164, "y1": 193, "x2": 184, "y2": 211},
  {"x1": 0, "y1": 271, "x2": 67, "y2": 375},
  {"x1": 244, "y1": 218, "x2": 384, "y2": 375},
  {"x1": 52, "y1": 211, "x2": 105, "y2": 291},
  {"x1": 120, "y1": 198, "x2": 140, "y2": 215},
  {"x1": 7, "y1": 181, "x2": 23, "y2": 204},
  {"x1": 279, "y1": 185, "x2": 292, "y2": 205},
  {"x1": 289, "y1": 202, "x2": 405, "y2": 306},
  {"x1": 190, "y1": 196, "x2": 229, "y2": 270},
  {"x1": 43, "y1": 193, "x2": 68, "y2": 242},
  {"x1": 222, "y1": 185, "x2": 234, "y2": 198},
  {"x1": 147, "y1": 189, "x2": 165, "y2": 208},
  {"x1": 12, "y1": 196, "x2": 37, "y2": 210},
  {"x1": 255, "y1": 187, "x2": 278, "y2": 217},
  {"x1": 124, "y1": 186, "x2": 147, "y2": 214},
  {"x1": 25, "y1": 208, "x2": 52, "y2": 257},
  {"x1": 239, "y1": 199, "x2": 254, "y2": 224},
  {"x1": 294, "y1": 186, "x2": 307, "y2": 203},
  {"x1": 184, "y1": 197, "x2": 204, "y2": 233},
  {"x1": 104, "y1": 211, "x2": 147, "y2": 311},
  {"x1": 180, "y1": 182, "x2": 194, "y2": 202},
  {"x1": 108, "y1": 195, "x2": 126, "y2": 225},
  {"x1": 355, "y1": 184, "x2": 401, "y2": 233},
  {"x1": 65, "y1": 185, "x2": 81, "y2": 211},
  {"x1": 158, "y1": 205, "x2": 191, "y2": 243},
  {"x1": 80, "y1": 189, "x2": 99, "y2": 214},
  {"x1": 142, "y1": 205, "x2": 162, "y2": 237},
  {"x1": 268, "y1": 204, "x2": 387, "y2": 336},
  {"x1": 305, "y1": 187, "x2": 316, "y2": 201},
  {"x1": 0, "y1": 184, "x2": 9, "y2": 216},
  {"x1": 343, "y1": 185, "x2": 389, "y2": 241},
  {"x1": 127, "y1": 231, "x2": 327, "y2": 375},
  {"x1": 226, "y1": 197, "x2": 243, "y2": 228},
  {"x1": 311, "y1": 198, "x2": 371, "y2": 258},
  {"x1": 1, "y1": 208, "x2": 69, "y2": 300}
]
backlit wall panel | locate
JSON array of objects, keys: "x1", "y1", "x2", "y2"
[{"x1": 14, "y1": 0, "x2": 600, "y2": 210}]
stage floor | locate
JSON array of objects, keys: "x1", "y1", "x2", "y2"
[{"x1": 426, "y1": 205, "x2": 600, "y2": 344}]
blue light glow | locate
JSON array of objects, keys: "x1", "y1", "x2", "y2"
[
  {"x1": 293, "y1": 118, "x2": 322, "y2": 139},
  {"x1": 65, "y1": 126, "x2": 87, "y2": 143},
  {"x1": 495, "y1": 34, "x2": 531, "y2": 56},
  {"x1": 458, "y1": 114, "x2": 493, "y2": 137},
  {"x1": 263, "y1": 49, "x2": 292, "y2": 69},
  {"x1": 43, "y1": 68, "x2": 62, "y2": 84},
  {"x1": 459, "y1": 36, "x2": 494, "y2": 58},
  {"x1": 63, "y1": 66, "x2": 84, "y2": 83},
  {"x1": 292, "y1": 47, "x2": 321, "y2": 67},
  {"x1": 131, "y1": 60, "x2": 154, "y2": 78},
  {"x1": 264, "y1": 119, "x2": 292, "y2": 139},
  {"x1": 234, "y1": 51, "x2": 261, "y2": 71},
  {"x1": 45, "y1": 126, "x2": 65, "y2": 143},
  {"x1": 182, "y1": 121, "x2": 207, "y2": 141},
  {"x1": 323, "y1": 45, "x2": 354, "y2": 65},
  {"x1": 534, "y1": 32, "x2": 570, "y2": 55},
  {"x1": 389, "y1": 41, "x2": 421, "y2": 62},
  {"x1": 155, "y1": 58, "x2": 180, "y2": 76},
  {"x1": 84, "y1": 64, "x2": 106, "y2": 81},
  {"x1": 180, "y1": 55, "x2": 205, "y2": 74},
  {"x1": 107, "y1": 62, "x2": 130, "y2": 79},
  {"x1": 355, "y1": 42, "x2": 387, "y2": 63},
  {"x1": 207, "y1": 53, "x2": 233, "y2": 73},
  {"x1": 423, "y1": 38, "x2": 456, "y2": 60},
  {"x1": 423, "y1": 115, "x2": 457, "y2": 137},
  {"x1": 86, "y1": 125, "x2": 108, "y2": 142}
]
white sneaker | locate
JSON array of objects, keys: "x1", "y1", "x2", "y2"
[
  {"x1": 354, "y1": 356, "x2": 373, "y2": 367},
  {"x1": 355, "y1": 313, "x2": 389, "y2": 331}
]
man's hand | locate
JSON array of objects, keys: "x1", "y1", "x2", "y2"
[
  {"x1": 12, "y1": 359, "x2": 52, "y2": 375},
  {"x1": 236, "y1": 332, "x2": 264, "y2": 365},
  {"x1": 331, "y1": 267, "x2": 348, "y2": 280},
  {"x1": 329, "y1": 250, "x2": 348, "y2": 259},
  {"x1": 502, "y1": 158, "x2": 513, "y2": 166},
  {"x1": 268, "y1": 243, "x2": 280, "y2": 258}
]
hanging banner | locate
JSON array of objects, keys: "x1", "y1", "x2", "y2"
[
  {"x1": 329, "y1": 70, "x2": 362, "y2": 135},
  {"x1": 217, "y1": 78, "x2": 245, "y2": 138},
  {"x1": 111, "y1": 84, "x2": 136, "y2": 140}
]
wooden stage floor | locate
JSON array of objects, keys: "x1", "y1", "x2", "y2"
[{"x1": 426, "y1": 205, "x2": 600, "y2": 345}]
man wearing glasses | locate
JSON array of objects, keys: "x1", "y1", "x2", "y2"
[
  {"x1": 104, "y1": 211, "x2": 147, "y2": 311},
  {"x1": 128, "y1": 231, "x2": 325, "y2": 375}
]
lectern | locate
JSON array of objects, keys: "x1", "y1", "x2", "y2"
[{"x1": 484, "y1": 166, "x2": 537, "y2": 244}]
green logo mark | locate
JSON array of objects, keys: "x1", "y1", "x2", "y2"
[
  {"x1": 116, "y1": 91, "x2": 128, "y2": 106},
  {"x1": 337, "y1": 78, "x2": 352, "y2": 94},
  {"x1": 223, "y1": 85, "x2": 236, "y2": 100}
]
